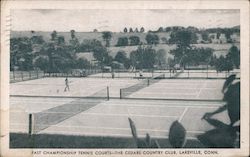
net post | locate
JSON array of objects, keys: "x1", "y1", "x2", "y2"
[
  {"x1": 120, "y1": 89, "x2": 122, "y2": 99},
  {"x1": 107, "y1": 86, "x2": 109, "y2": 100},
  {"x1": 28, "y1": 113, "x2": 34, "y2": 136}
]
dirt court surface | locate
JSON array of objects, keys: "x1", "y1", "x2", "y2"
[{"x1": 10, "y1": 77, "x2": 230, "y2": 139}]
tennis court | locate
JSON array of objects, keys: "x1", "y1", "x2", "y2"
[
  {"x1": 10, "y1": 97, "x2": 229, "y2": 139},
  {"x1": 176, "y1": 69, "x2": 240, "y2": 79},
  {"x1": 89, "y1": 71, "x2": 170, "y2": 79},
  {"x1": 10, "y1": 76, "x2": 229, "y2": 140},
  {"x1": 10, "y1": 77, "x2": 139, "y2": 98},
  {"x1": 127, "y1": 79, "x2": 224, "y2": 100}
]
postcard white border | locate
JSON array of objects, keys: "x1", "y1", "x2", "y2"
[{"x1": 1, "y1": 1, "x2": 249, "y2": 157}]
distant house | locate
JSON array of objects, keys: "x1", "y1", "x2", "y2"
[
  {"x1": 208, "y1": 33, "x2": 217, "y2": 43},
  {"x1": 76, "y1": 52, "x2": 95, "y2": 62},
  {"x1": 231, "y1": 33, "x2": 240, "y2": 43},
  {"x1": 219, "y1": 34, "x2": 227, "y2": 44}
]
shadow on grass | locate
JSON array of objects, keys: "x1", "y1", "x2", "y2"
[{"x1": 10, "y1": 133, "x2": 204, "y2": 148}]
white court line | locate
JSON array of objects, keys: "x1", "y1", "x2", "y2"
[
  {"x1": 100, "y1": 103, "x2": 221, "y2": 109},
  {"x1": 130, "y1": 92, "x2": 198, "y2": 96},
  {"x1": 80, "y1": 112, "x2": 178, "y2": 118},
  {"x1": 178, "y1": 107, "x2": 189, "y2": 122},
  {"x1": 196, "y1": 80, "x2": 208, "y2": 98},
  {"x1": 10, "y1": 101, "x2": 72, "y2": 105},
  {"x1": 10, "y1": 112, "x2": 178, "y2": 118},
  {"x1": 39, "y1": 125, "x2": 204, "y2": 134},
  {"x1": 39, "y1": 130, "x2": 199, "y2": 140},
  {"x1": 136, "y1": 87, "x2": 219, "y2": 90}
]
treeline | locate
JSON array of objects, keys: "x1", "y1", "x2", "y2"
[
  {"x1": 116, "y1": 26, "x2": 239, "y2": 46},
  {"x1": 10, "y1": 29, "x2": 240, "y2": 73},
  {"x1": 168, "y1": 30, "x2": 240, "y2": 71}
]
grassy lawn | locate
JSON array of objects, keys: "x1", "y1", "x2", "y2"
[{"x1": 10, "y1": 133, "x2": 204, "y2": 148}]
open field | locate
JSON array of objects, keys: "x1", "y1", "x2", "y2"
[{"x1": 108, "y1": 43, "x2": 240, "y2": 58}]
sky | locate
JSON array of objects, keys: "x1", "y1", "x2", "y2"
[{"x1": 11, "y1": 9, "x2": 240, "y2": 32}]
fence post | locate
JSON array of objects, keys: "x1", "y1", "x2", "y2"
[
  {"x1": 13, "y1": 70, "x2": 15, "y2": 81},
  {"x1": 21, "y1": 71, "x2": 24, "y2": 81},
  {"x1": 28, "y1": 113, "x2": 33, "y2": 135},
  {"x1": 36, "y1": 70, "x2": 39, "y2": 78},
  {"x1": 147, "y1": 79, "x2": 149, "y2": 86},
  {"x1": 29, "y1": 71, "x2": 31, "y2": 79},
  {"x1": 107, "y1": 86, "x2": 109, "y2": 100},
  {"x1": 120, "y1": 89, "x2": 122, "y2": 99}
]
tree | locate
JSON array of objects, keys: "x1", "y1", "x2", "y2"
[
  {"x1": 169, "y1": 30, "x2": 197, "y2": 45},
  {"x1": 129, "y1": 36, "x2": 140, "y2": 46},
  {"x1": 155, "y1": 49, "x2": 167, "y2": 67},
  {"x1": 115, "y1": 51, "x2": 127, "y2": 63},
  {"x1": 39, "y1": 31, "x2": 75, "y2": 73},
  {"x1": 124, "y1": 27, "x2": 128, "y2": 33},
  {"x1": 34, "y1": 57, "x2": 49, "y2": 71},
  {"x1": 140, "y1": 27, "x2": 145, "y2": 33},
  {"x1": 129, "y1": 28, "x2": 133, "y2": 33},
  {"x1": 145, "y1": 33, "x2": 159, "y2": 45},
  {"x1": 69, "y1": 30, "x2": 80, "y2": 53},
  {"x1": 165, "y1": 27, "x2": 172, "y2": 32},
  {"x1": 57, "y1": 36, "x2": 65, "y2": 45},
  {"x1": 91, "y1": 39, "x2": 108, "y2": 62},
  {"x1": 114, "y1": 51, "x2": 130, "y2": 69},
  {"x1": 216, "y1": 32, "x2": 221, "y2": 39},
  {"x1": 93, "y1": 29, "x2": 98, "y2": 32},
  {"x1": 214, "y1": 56, "x2": 233, "y2": 72},
  {"x1": 102, "y1": 31, "x2": 112, "y2": 47},
  {"x1": 116, "y1": 37, "x2": 129, "y2": 46},
  {"x1": 169, "y1": 30, "x2": 198, "y2": 68},
  {"x1": 157, "y1": 27, "x2": 164, "y2": 32},
  {"x1": 161, "y1": 37, "x2": 168, "y2": 44},
  {"x1": 129, "y1": 45, "x2": 156, "y2": 69},
  {"x1": 75, "y1": 58, "x2": 91, "y2": 69},
  {"x1": 70, "y1": 30, "x2": 76, "y2": 39},
  {"x1": 10, "y1": 37, "x2": 33, "y2": 71},
  {"x1": 103, "y1": 54, "x2": 113, "y2": 66},
  {"x1": 225, "y1": 31, "x2": 232, "y2": 43},
  {"x1": 201, "y1": 31, "x2": 209, "y2": 41},
  {"x1": 186, "y1": 26, "x2": 199, "y2": 33},
  {"x1": 134, "y1": 28, "x2": 139, "y2": 33},
  {"x1": 227, "y1": 45, "x2": 240, "y2": 68},
  {"x1": 30, "y1": 35, "x2": 44, "y2": 45},
  {"x1": 51, "y1": 30, "x2": 57, "y2": 41}
]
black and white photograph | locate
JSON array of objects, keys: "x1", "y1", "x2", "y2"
[{"x1": 1, "y1": 0, "x2": 249, "y2": 157}]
